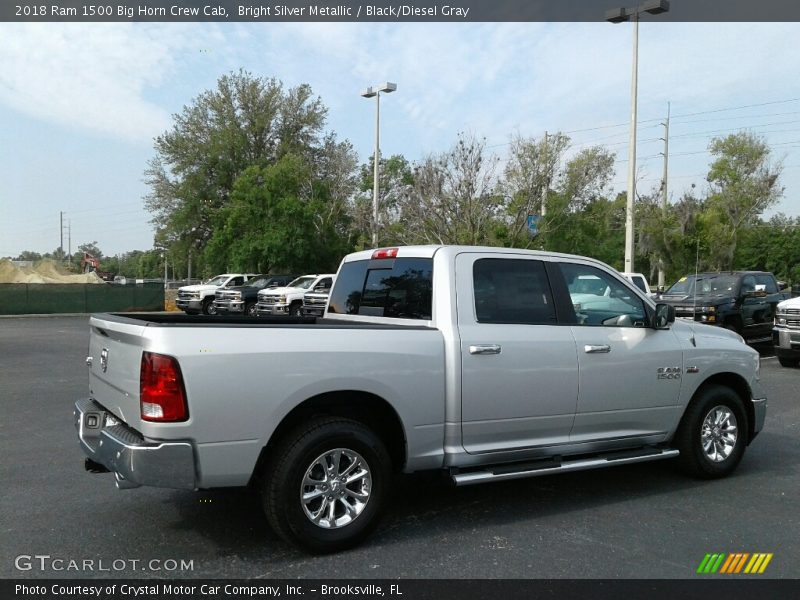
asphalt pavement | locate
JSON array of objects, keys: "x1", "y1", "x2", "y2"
[{"x1": 1, "y1": 316, "x2": 797, "y2": 579}]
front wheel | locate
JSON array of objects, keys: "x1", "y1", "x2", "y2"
[
  {"x1": 674, "y1": 384, "x2": 747, "y2": 479},
  {"x1": 260, "y1": 417, "x2": 391, "y2": 554},
  {"x1": 290, "y1": 302, "x2": 303, "y2": 317},
  {"x1": 202, "y1": 297, "x2": 217, "y2": 316},
  {"x1": 245, "y1": 301, "x2": 257, "y2": 317}
]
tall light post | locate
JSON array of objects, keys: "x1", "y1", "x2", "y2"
[
  {"x1": 361, "y1": 82, "x2": 397, "y2": 247},
  {"x1": 606, "y1": 0, "x2": 669, "y2": 273}
]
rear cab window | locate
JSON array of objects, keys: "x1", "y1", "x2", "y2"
[{"x1": 327, "y1": 257, "x2": 433, "y2": 320}]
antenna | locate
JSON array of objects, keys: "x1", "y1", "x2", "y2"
[{"x1": 690, "y1": 237, "x2": 699, "y2": 347}]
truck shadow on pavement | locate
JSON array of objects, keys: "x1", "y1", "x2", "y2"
[{"x1": 164, "y1": 429, "x2": 794, "y2": 563}]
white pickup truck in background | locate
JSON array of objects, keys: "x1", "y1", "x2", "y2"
[
  {"x1": 774, "y1": 295, "x2": 800, "y2": 367},
  {"x1": 621, "y1": 271, "x2": 655, "y2": 297},
  {"x1": 76, "y1": 246, "x2": 766, "y2": 553},
  {"x1": 176, "y1": 273, "x2": 257, "y2": 315},
  {"x1": 255, "y1": 274, "x2": 335, "y2": 317}
]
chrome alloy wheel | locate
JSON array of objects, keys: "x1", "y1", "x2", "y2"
[
  {"x1": 701, "y1": 406, "x2": 738, "y2": 462},
  {"x1": 300, "y1": 448, "x2": 372, "y2": 529}
]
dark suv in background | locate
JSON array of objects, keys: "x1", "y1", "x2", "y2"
[{"x1": 214, "y1": 275, "x2": 296, "y2": 317}]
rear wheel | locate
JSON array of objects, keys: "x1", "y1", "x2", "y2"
[
  {"x1": 674, "y1": 384, "x2": 747, "y2": 479},
  {"x1": 260, "y1": 417, "x2": 391, "y2": 554},
  {"x1": 778, "y1": 356, "x2": 799, "y2": 368}
]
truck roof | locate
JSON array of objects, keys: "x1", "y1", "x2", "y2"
[{"x1": 343, "y1": 245, "x2": 618, "y2": 268}]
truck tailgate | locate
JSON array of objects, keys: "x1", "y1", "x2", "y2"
[{"x1": 87, "y1": 315, "x2": 148, "y2": 430}]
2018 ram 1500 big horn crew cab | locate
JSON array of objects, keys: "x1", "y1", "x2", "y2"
[{"x1": 76, "y1": 246, "x2": 766, "y2": 553}]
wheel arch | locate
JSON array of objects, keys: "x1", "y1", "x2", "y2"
[
  {"x1": 249, "y1": 390, "x2": 407, "y2": 486},
  {"x1": 683, "y1": 372, "x2": 755, "y2": 444}
]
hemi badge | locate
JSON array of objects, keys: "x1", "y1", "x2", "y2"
[{"x1": 686, "y1": 366, "x2": 700, "y2": 374}]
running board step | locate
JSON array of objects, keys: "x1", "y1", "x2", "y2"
[{"x1": 451, "y1": 448, "x2": 679, "y2": 486}]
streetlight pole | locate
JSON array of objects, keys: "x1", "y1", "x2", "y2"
[
  {"x1": 361, "y1": 82, "x2": 397, "y2": 248},
  {"x1": 606, "y1": 0, "x2": 670, "y2": 273}
]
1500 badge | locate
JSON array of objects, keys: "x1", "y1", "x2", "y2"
[{"x1": 657, "y1": 367, "x2": 682, "y2": 379}]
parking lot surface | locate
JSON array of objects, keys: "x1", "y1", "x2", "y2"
[{"x1": 1, "y1": 316, "x2": 797, "y2": 578}]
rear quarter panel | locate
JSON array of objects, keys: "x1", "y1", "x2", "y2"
[{"x1": 139, "y1": 324, "x2": 446, "y2": 487}]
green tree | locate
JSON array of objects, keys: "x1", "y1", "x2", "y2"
[
  {"x1": 14, "y1": 250, "x2": 43, "y2": 261},
  {"x1": 204, "y1": 155, "x2": 351, "y2": 273},
  {"x1": 398, "y1": 133, "x2": 501, "y2": 245},
  {"x1": 735, "y1": 214, "x2": 800, "y2": 283},
  {"x1": 702, "y1": 132, "x2": 783, "y2": 270},
  {"x1": 352, "y1": 154, "x2": 415, "y2": 247},
  {"x1": 77, "y1": 241, "x2": 103, "y2": 259},
  {"x1": 144, "y1": 71, "x2": 351, "y2": 270},
  {"x1": 501, "y1": 132, "x2": 570, "y2": 248},
  {"x1": 538, "y1": 145, "x2": 617, "y2": 256}
]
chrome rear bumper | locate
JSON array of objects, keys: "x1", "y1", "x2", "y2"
[{"x1": 74, "y1": 398, "x2": 196, "y2": 490}]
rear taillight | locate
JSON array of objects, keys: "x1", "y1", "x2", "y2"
[{"x1": 140, "y1": 352, "x2": 188, "y2": 422}]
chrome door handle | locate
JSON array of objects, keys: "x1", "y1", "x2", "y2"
[
  {"x1": 469, "y1": 344, "x2": 502, "y2": 355},
  {"x1": 584, "y1": 344, "x2": 611, "y2": 354}
]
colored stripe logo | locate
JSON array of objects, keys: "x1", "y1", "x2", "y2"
[{"x1": 697, "y1": 553, "x2": 773, "y2": 574}]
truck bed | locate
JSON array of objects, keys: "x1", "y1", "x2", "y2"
[{"x1": 100, "y1": 312, "x2": 436, "y2": 330}]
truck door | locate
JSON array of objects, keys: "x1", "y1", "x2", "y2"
[
  {"x1": 456, "y1": 253, "x2": 579, "y2": 454},
  {"x1": 743, "y1": 274, "x2": 779, "y2": 341},
  {"x1": 554, "y1": 261, "x2": 683, "y2": 443}
]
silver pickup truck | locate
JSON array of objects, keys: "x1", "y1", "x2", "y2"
[{"x1": 75, "y1": 245, "x2": 766, "y2": 553}]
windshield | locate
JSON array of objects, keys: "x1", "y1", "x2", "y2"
[
  {"x1": 204, "y1": 275, "x2": 228, "y2": 286},
  {"x1": 245, "y1": 277, "x2": 270, "y2": 288},
  {"x1": 666, "y1": 275, "x2": 739, "y2": 295},
  {"x1": 288, "y1": 276, "x2": 317, "y2": 290}
]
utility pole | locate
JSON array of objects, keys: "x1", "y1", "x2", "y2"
[
  {"x1": 187, "y1": 251, "x2": 192, "y2": 284},
  {"x1": 67, "y1": 221, "x2": 71, "y2": 267},
  {"x1": 541, "y1": 131, "x2": 548, "y2": 218},
  {"x1": 658, "y1": 102, "x2": 670, "y2": 289},
  {"x1": 59, "y1": 211, "x2": 63, "y2": 257}
]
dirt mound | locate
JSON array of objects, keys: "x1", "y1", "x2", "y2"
[{"x1": 0, "y1": 259, "x2": 106, "y2": 284}]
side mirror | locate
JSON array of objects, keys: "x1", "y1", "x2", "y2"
[{"x1": 653, "y1": 303, "x2": 675, "y2": 329}]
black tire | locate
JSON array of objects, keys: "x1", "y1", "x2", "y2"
[
  {"x1": 674, "y1": 384, "x2": 748, "y2": 479},
  {"x1": 202, "y1": 297, "x2": 217, "y2": 316},
  {"x1": 778, "y1": 356, "x2": 800, "y2": 368},
  {"x1": 261, "y1": 417, "x2": 391, "y2": 554},
  {"x1": 245, "y1": 301, "x2": 257, "y2": 317},
  {"x1": 290, "y1": 302, "x2": 303, "y2": 317}
]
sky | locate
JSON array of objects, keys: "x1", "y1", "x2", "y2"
[{"x1": 1, "y1": 21, "x2": 800, "y2": 258}]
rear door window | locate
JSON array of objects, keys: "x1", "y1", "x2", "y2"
[
  {"x1": 472, "y1": 258, "x2": 556, "y2": 324},
  {"x1": 328, "y1": 258, "x2": 433, "y2": 320}
]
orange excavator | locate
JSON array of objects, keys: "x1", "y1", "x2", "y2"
[{"x1": 80, "y1": 252, "x2": 115, "y2": 281}]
